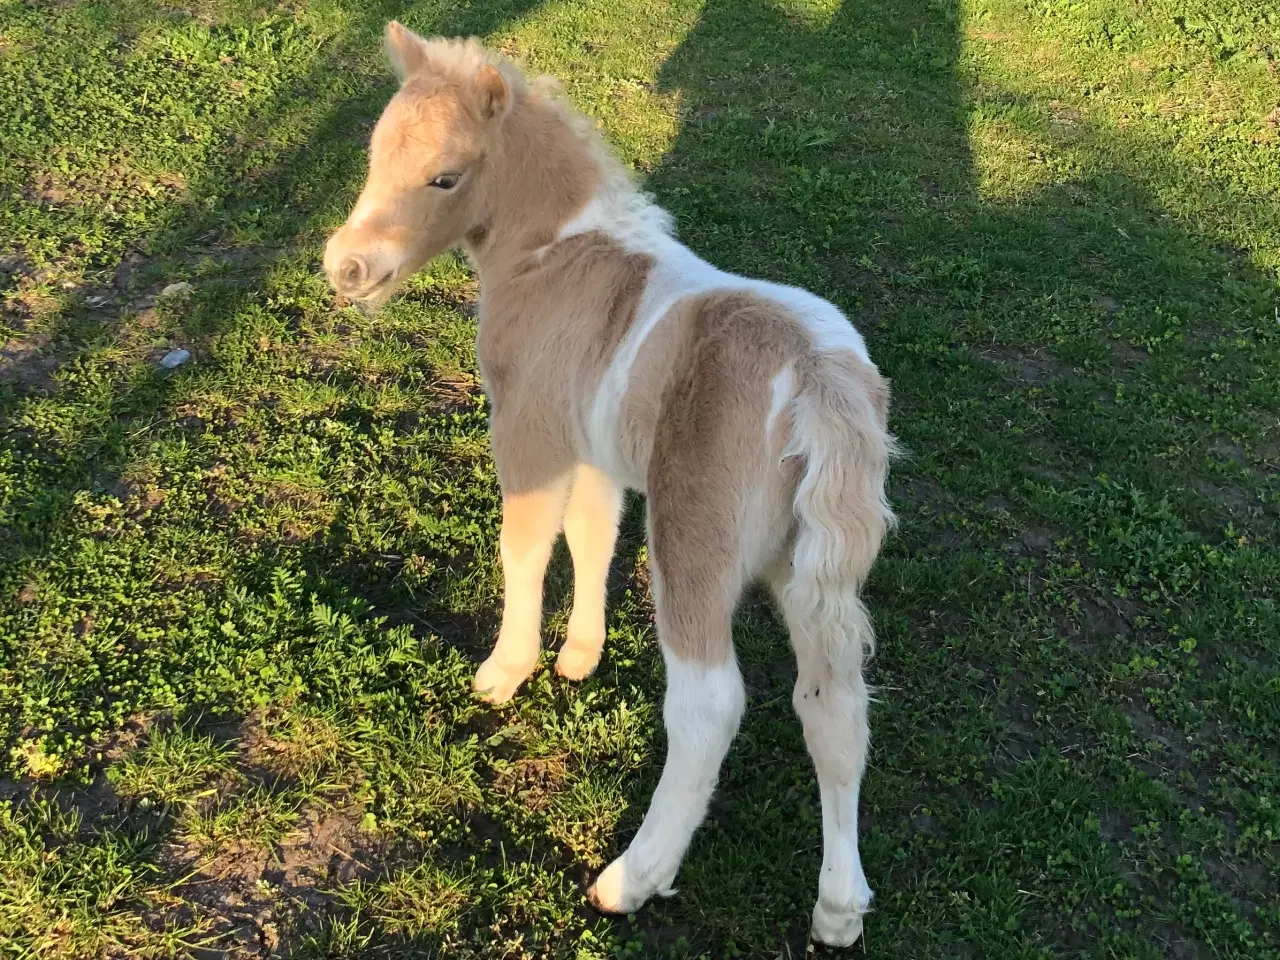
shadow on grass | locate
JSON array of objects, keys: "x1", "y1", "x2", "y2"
[{"x1": 626, "y1": 0, "x2": 1278, "y2": 954}]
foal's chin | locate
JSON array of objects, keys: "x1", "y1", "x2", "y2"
[
  {"x1": 343, "y1": 276, "x2": 403, "y2": 317},
  {"x1": 352, "y1": 292, "x2": 390, "y2": 318},
  {"x1": 338, "y1": 253, "x2": 452, "y2": 317}
]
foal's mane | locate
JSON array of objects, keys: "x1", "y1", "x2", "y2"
[
  {"x1": 413, "y1": 35, "x2": 674, "y2": 241},
  {"x1": 524, "y1": 70, "x2": 677, "y2": 242}
]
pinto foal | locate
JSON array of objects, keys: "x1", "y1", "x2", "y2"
[{"x1": 325, "y1": 23, "x2": 896, "y2": 947}]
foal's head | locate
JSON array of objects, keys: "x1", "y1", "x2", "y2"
[{"x1": 323, "y1": 24, "x2": 516, "y2": 306}]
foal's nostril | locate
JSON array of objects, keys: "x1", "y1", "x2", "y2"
[{"x1": 339, "y1": 255, "x2": 368, "y2": 291}]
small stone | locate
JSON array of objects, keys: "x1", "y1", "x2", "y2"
[
  {"x1": 159, "y1": 281, "x2": 193, "y2": 297},
  {"x1": 159, "y1": 348, "x2": 191, "y2": 369}
]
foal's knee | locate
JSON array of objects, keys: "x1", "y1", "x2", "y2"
[
  {"x1": 793, "y1": 670, "x2": 868, "y2": 772},
  {"x1": 500, "y1": 523, "x2": 542, "y2": 567},
  {"x1": 792, "y1": 662, "x2": 866, "y2": 717},
  {"x1": 663, "y1": 652, "x2": 745, "y2": 743}
]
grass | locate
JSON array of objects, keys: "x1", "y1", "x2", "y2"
[{"x1": 0, "y1": 0, "x2": 1277, "y2": 956}]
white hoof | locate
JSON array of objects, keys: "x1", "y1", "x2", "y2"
[
  {"x1": 555, "y1": 633, "x2": 603, "y2": 681},
  {"x1": 810, "y1": 898, "x2": 867, "y2": 948},
  {"x1": 587, "y1": 854, "x2": 668, "y2": 915},
  {"x1": 472, "y1": 655, "x2": 534, "y2": 704}
]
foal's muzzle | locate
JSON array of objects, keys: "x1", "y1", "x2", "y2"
[{"x1": 323, "y1": 240, "x2": 396, "y2": 307}]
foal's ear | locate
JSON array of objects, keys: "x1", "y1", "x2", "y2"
[
  {"x1": 384, "y1": 20, "x2": 429, "y2": 80},
  {"x1": 475, "y1": 64, "x2": 511, "y2": 121}
]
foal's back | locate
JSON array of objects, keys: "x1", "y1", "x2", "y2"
[{"x1": 482, "y1": 182, "x2": 882, "y2": 500}]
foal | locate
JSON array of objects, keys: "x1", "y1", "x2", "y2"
[{"x1": 325, "y1": 24, "x2": 896, "y2": 947}]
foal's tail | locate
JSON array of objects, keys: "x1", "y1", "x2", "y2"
[{"x1": 780, "y1": 354, "x2": 897, "y2": 677}]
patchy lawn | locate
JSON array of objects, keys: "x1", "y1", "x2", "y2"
[{"x1": 1, "y1": 0, "x2": 1277, "y2": 956}]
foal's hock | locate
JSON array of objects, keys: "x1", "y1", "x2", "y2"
[{"x1": 324, "y1": 23, "x2": 896, "y2": 947}]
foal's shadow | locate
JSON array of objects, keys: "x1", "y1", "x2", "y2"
[
  {"x1": 650, "y1": 0, "x2": 1277, "y2": 656},
  {"x1": 614, "y1": 0, "x2": 1278, "y2": 952}
]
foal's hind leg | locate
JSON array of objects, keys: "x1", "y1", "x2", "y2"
[
  {"x1": 589, "y1": 555, "x2": 745, "y2": 914},
  {"x1": 769, "y1": 562, "x2": 874, "y2": 947},
  {"x1": 474, "y1": 475, "x2": 573, "y2": 703},
  {"x1": 558, "y1": 464, "x2": 623, "y2": 681}
]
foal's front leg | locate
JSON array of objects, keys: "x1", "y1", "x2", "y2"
[
  {"x1": 558, "y1": 464, "x2": 623, "y2": 681},
  {"x1": 473, "y1": 475, "x2": 572, "y2": 704}
]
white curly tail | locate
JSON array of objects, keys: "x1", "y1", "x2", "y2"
[{"x1": 781, "y1": 354, "x2": 897, "y2": 679}]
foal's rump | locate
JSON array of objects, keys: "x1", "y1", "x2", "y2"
[{"x1": 643, "y1": 287, "x2": 894, "y2": 668}]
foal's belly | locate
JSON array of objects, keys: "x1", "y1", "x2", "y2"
[{"x1": 579, "y1": 376, "x2": 656, "y2": 494}]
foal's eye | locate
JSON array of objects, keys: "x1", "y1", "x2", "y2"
[{"x1": 430, "y1": 174, "x2": 460, "y2": 190}]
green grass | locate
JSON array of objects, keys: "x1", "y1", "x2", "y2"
[{"x1": 1, "y1": 0, "x2": 1277, "y2": 956}]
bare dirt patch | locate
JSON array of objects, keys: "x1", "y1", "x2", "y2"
[
  {"x1": 1109, "y1": 338, "x2": 1147, "y2": 366},
  {"x1": 172, "y1": 803, "x2": 377, "y2": 957},
  {"x1": 1065, "y1": 596, "x2": 1131, "y2": 650},
  {"x1": 1195, "y1": 480, "x2": 1253, "y2": 516},
  {"x1": 491, "y1": 755, "x2": 569, "y2": 814},
  {"x1": 0, "y1": 334, "x2": 60, "y2": 391},
  {"x1": 978, "y1": 345, "x2": 1064, "y2": 386},
  {"x1": 1048, "y1": 101, "x2": 1084, "y2": 138}
]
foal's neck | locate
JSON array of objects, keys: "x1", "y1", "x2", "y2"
[{"x1": 465, "y1": 91, "x2": 605, "y2": 282}]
